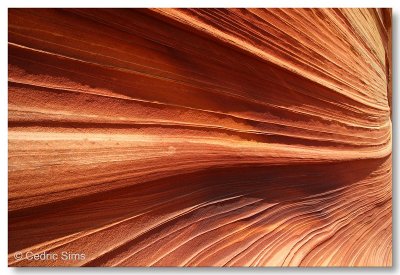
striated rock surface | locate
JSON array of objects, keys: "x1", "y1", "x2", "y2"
[{"x1": 8, "y1": 8, "x2": 392, "y2": 267}]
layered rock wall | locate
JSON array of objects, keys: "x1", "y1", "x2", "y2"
[{"x1": 8, "y1": 8, "x2": 392, "y2": 266}]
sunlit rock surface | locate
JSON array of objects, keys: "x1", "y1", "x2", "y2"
[{"x1": 8, "y1": 8, "x2": 392, "y2": 267}]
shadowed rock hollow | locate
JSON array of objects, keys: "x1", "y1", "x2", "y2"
[{"x1": 8, "y1": 8, "x2": 392, "y2": 267}]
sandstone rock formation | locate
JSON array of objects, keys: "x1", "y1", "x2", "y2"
[{"x1": 8, "y1": 8, "x2": 392, "y2": 267}]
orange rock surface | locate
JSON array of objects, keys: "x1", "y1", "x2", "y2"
[{"x1": 8, "y1": 8, "x2": 392, "y2": 267}]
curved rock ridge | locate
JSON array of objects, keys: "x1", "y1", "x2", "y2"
[{"x1": 8, "y1": 8, "x2": 392, "y2": 267}]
